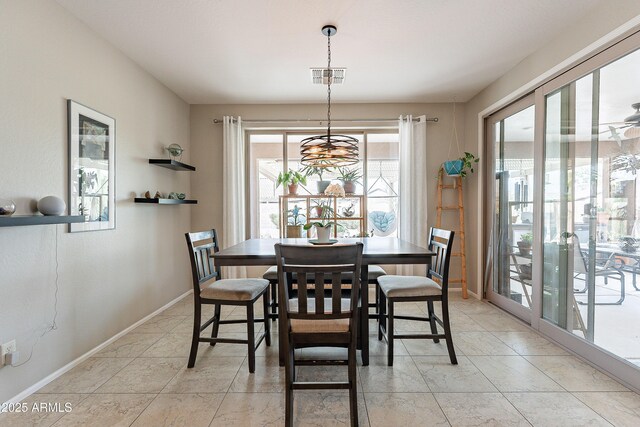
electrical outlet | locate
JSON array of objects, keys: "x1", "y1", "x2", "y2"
[{"x1": 1, "y1": 340, "x2": 17, "y2": 367}]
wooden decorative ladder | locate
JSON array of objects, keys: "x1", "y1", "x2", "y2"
[{"x1": 436, "y1": 168, "x2": 468, "y2": 298}]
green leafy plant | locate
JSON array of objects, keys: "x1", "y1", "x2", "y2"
[
  {"x1": 304, "y1": 200, "x2": 342, "y2": 230},
  {"x1": 458, "y1": 152, "x2": 480, "y2": 178},
  {"x1": 520, "y1": 232, "x2": 533, "y2": 245},
  {"x1": 276, "y1": 169, "x2": 307, "y2": 188},
  {"x1": 337, "y1": 167, "x2": 362, "y2": 183},
  {"x1": 287, "y1": 205, "x2": 306, "y2": 226},
  {"x1": 302, "y1": 165, "x2": 333, "y2": 181}
]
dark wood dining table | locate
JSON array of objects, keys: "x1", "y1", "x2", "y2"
[{"x1": 212, "y1": 237, "x2": 435, "y2": 366}]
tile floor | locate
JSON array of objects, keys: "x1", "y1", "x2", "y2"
[{"x1": 2, "y1": 293, "x2": 640, "y2": 426}]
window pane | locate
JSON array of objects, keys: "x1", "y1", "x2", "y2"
[
  {"x1": 367, "y1": 134, "x2": 399, "y2": 237},
  {"x1": 249, "y1": 134, "x2": 283, "y2": 238}
]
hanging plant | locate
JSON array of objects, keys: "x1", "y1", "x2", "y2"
[{"x1": 443, "y1": 102, "x2": 480, "y2": 178}]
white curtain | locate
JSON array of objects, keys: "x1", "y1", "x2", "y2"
[
  {"x1": 222, "y1": 116, "x2": 247, "y2": 278},
  {"x1": 398, "y1": 115, "x2": 428, "y2": 276}
]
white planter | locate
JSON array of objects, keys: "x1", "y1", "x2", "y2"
[
  {"x1": 37, "y1": 196, "x2": 66, "y2": 216},
  {"x1": 316, "y1": 225, "x2": 332, "y2": 243}
]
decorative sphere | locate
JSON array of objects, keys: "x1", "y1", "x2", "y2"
[
  {"x1": 37, "y1": 196, "x2": 66, "y2": 216},
  {"x1": 0, "y1": 199, "x2": 16, "y2": 216}
]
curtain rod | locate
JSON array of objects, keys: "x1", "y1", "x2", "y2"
[{"x1": 212, "y1": 117, "x2": 438, "y2": 124}]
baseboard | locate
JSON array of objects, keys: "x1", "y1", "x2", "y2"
[{"x1": 4, "y1": 290, "x2": 192, "y2": 405}]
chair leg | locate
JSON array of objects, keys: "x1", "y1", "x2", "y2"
[
  {"x1": 263, "y1": 291, "x2": 271, "y2": 346},
  {"x1": 378, "y1": 290, "x2": 386, "y2": 341},
  {"x1": 285, "y1": 341, "x2": 294, "y2": 427},
  {"x1": 348, "y1": 339, "x2": 358, "y2": 427},
  {"x1": 210, "y1": 304, "x2": 221, "y2": 346},
  {"x1": 387, "y1": 299, "x2": 394, "y2": 367},
  {"x1": 247, "y1": 304, "x2": 256, "y2": 373},
  {"x1": 270, "y1": 280, "x2": 278, "y2": 320},
  {"x1": 187, "y1": 302, "x2": 201, "y2": 368},
  {"x1": 441, "y1": 297, "x2": 458, "y2": 365},
  {"x1": 427, "y1": 301, "x2": 440, "y2": 343}
]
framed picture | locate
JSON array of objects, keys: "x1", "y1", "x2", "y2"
[{"x1": 68, "y1": 100, "x2": 116, "y2": 232}]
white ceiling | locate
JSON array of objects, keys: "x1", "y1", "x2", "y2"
[{"x1": 56, "y1": 0, "x2": 602, "y2": 104}]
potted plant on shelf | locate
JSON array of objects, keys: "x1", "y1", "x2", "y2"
[
  {"x1": 286, "y1": 204, "x2": 306, "y2": 238},
  {"x1": 311, "y1": 200, "x2": 334, "y2": 219},
  {"x1": 337, "y1": 167, "x2": 362, "y2": 194},
  {"x1": 302, "y1": 165, "x2": 334, "y2": 194},
  {"x1": 443, "y1": 152, "x2": 480, "y2": 178},
  {"x1": 276, "y1": 169, "x2": 307, "y2": 195},
  {"x1": 517, "y1": 232, "x2": 533, "y2": 256},
  {"x1": 304, "y1": 200, "x2": 338, "y2": 243}
]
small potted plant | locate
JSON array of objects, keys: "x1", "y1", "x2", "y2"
[
  {"x1": 302, "y1": 165, "x2": 334, "y2": 194},
  {"x1": 286, "y1": 204, "x2": 306, "y2": 238},
  {"x1": 311, "y1": 200, "x2": 334, "y2": 219},
  {"x1": 304, "y1": 200, "x2": 339, "y2": 242},
  {"x1": 337, "y1": 167, "x2": 362, "y2": 194},
  {"x1": 443, "y1": 152, "x2": 480, "y2": 178},
  {"x1": 276, "y1": 169, "x2": 307, "y2": 195},
  {"x1": 517, "y1": 232, "x2": 533, "y2": 256}
]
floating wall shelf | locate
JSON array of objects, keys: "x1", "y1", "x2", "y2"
[
  {"x1": 148, "y1": 159, "x2": 196, "y2": 171},
  {"x1": 0, "y1": 215, "x2": 84, "y2": 227},
  {"x1": 134, "y1": 198, "x2": 198, "y2": 205}
]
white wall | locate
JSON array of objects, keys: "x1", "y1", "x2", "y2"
[
  {"x1": 0, "y1": 0, "x2": 191, "y2": 402},
  {"x1": 190, "y1": 103, "x2": 472, "y2": 286},
  {"x1": 463, "y1": 1, "x2": 640, "y2": 296}
]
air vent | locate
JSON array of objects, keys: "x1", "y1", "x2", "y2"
[{"x1": 310, "y1": 68, "x2": 346, "y2": 85}]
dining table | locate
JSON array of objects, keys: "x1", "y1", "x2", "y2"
[{"x1": 212, "y1": 237, "x2": 436, "y2": 366}]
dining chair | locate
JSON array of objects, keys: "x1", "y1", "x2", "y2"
[
  {"x1": 263, "y1": 264, "x2": 386, "y2": 320},
  {"x1": 377, "y1": 228, "x2": 457, "y2": 366},
  {"x1": 185, "y1": 229, "x2": 270, "y2": 373},
  {"x1": 275, "y1": 242, "x2": 363, "y2": 427}
]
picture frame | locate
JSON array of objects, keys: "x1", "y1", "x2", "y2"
[{"x1": 68, "y1": 100, "x2": 116, "y2": 232}]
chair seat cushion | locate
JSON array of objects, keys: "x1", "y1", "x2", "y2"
[
  {"x1": 378, "y1": 275, "x2": 442, "y2": 298},
  {"x1": 262, "y1": 265, "x2": 387, "y2": 282},
  {"x1": 200, "y1": 278, "x2": 269, "y2": 301},
  {"x1": 288, "y1": 298, "x2": 352, "y2": 333}
]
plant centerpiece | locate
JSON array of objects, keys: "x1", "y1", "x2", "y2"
[
  {"x1": 276, "y1": 169, "x2": 307, "y2": 195},
  {"x1": 304, "y1": 199, "x2": 337, "y2": 243},
  {"x1": 337, "y1": 167, "x2": 362, "y2": 194},
  {"x1": 302, "y1": 165, "x2": 334, "y2": 194},
  {"x1": 517, "y1": 232, "x2": 533, "y2": 256},
  {"x1": 286, "y1": 204, "x2": 306, "y2": 238}
]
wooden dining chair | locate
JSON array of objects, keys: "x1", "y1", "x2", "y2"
[
  {"x1": 185, "y1": 229, "x2": 270, "y2": 373},
  {"x1": 275, "y1": 243, "x2": 363, "y2": 427},
  {"x1": 377, "y1": 228, "x2": 457, "y2": 366}
]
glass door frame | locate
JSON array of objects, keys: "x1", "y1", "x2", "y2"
[{"x1": 485, "y1": 93, "x2": 539, "y2": 325}]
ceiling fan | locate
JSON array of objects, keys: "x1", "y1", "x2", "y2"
[{"x1": 601, "y1": 103, "x2": 640, "y2": 147}]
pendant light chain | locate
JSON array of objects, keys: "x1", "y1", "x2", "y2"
[{"x1": 327, "y1": 28, "x2": 331, "y2": 137}]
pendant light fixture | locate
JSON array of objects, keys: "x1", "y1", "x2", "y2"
[{"x1": 300, "y1": 25, "x2": 359, "y2": 168}]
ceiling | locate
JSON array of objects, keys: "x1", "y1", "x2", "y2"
[{"x1": 56, "y1": 0, "x2": 602, "y2": 104}]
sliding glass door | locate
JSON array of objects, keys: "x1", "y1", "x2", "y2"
[{"x1": 487, "y1": 96, "x2": 536, "y2": 321}]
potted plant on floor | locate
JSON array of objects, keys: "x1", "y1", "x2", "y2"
[
  {"x1": 302, "y1": 165, "x2": 334, "y2": 194},
  {"x1": 286, "y1": 204, "x2": 306, "y2": 238},
  {"x1": 517, "y1": 232, "x2": 533, "y2": 256},
  {"x1": 276, "y1": 169, "x2": 307, "y2": 195},
  {"x1": 337, "y1": 167, "x2": 362, "y2": 194}
]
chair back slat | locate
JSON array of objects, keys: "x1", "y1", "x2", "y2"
[
  {"x1": 427, "y1": 228, "x2": 455, "y2": 291},
  {"x1": 275, "y1": 243, "x2": 363, "y2": 323},
  {"x1": 185, "y1": 230, "x2": 221, "y2": 299}
]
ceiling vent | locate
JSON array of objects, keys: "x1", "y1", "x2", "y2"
[{"x1": 310, "y1": 68, "x2": 346, "y2": 85}]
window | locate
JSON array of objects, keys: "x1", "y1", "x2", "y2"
[{"x1": 248, "y1": 130, "x2": 399, "y2": 239}]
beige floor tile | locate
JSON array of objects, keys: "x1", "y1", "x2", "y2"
[
  {"x1": 492, "y1": 331, "x2": 568, "y2": 356},
  {"x1": 467, "y1": 313, "x2": 530, "y2": 332},
  {"x1": 450, "y1": 301, "x2": 499, "y2": 315},
  {"x1": 95, "y1": 357, "x2": 184, "y2": 394},
  {"x1": 52, "y1": 394, "x2": 154, "y2": 427},
  {"x1": 525, "y1": 355, "x2": 628, "y2": 392},
  {"x1": 162, "y1": 300, "x2": 193, "y2": 316},
  {"x1": 163, "y1": 356, "x2": 244, "y2": 393},
  {"x1": 211, "y1": 392, "x2": 285, "y2": 426},
  {"x1": 229, "y1": 357, "x2": 285, "y2": 393},
  {"x1": 448, "y1": 313, "x2": 487, "y2": 332},
  {"x1": 95, "y1": 333, "x2": 164, "y2": 358},
  {"x1": 359, "y1": 356, "x2": 429, "y2": 393},
  {"x1": 504, "y1": 392, "x2": 610, "y2": 426},
  {"x1": 132, "y1": 315, "x2": 187, "y2": 334},
  {"x1": 401, "y1": 337, "x2": 461, "y2": 356},
  {"x1": 468, "y1": 355, "x2": 562, "y2": 392},
  {"x1": 295, "y1": 365, "x2": 361, "y2": 389},
  {"x1": 573, "y1": 391, "x2": 640, "y2": 426},
  {"x1": 140, "y1": 332, "x2": 201, "y2": 358},
  {"x1": 413, "y1": 355, "x2": 497, "y2": 392},
  {"x1": 434, "y1": 392, "x2": 530, "y2": 426},
  {"x1": 37, "y1": 358, "x2": 133, "y2": 394},
  {"x1": 454, "y1": 331, "x2": 519, "y2": 356},
  {"x1": 365, "y1": 392, "x2": 448, "y2": 427},
  {"x1": 368, "y1": 335, "x2": 410, "y2": 357},
  {"x1": 131, "y1": 393, "x2": 224, "y2": 427},
  {"x1": 293, "y1": 391, "x2": 368, "y2": 426},
  {"x1": 0, "y1": 394, "x2": 86, "y2": 427}
]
